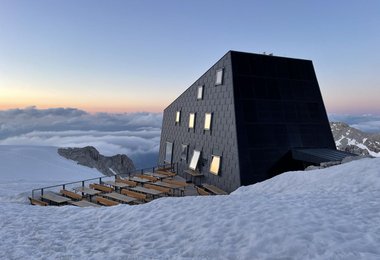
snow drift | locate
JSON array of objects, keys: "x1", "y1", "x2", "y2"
[{"x1": 0, "y1": 145, "x2": 379, "y2": 259}]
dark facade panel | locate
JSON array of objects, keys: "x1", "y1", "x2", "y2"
[{"x1": 230, "y1": 51, "x2": 336, "y2": 186}]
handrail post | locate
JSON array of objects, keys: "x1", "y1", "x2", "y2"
[
  {"x1": 63, "y1": 184, "x2": 65, "y2": 190},
  {"x1": 41, "y1": 188, "x2": 44, "y2": 196}
]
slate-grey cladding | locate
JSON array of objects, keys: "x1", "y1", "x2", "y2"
[{"x1": 158, "y1": 52, "x2": 241, "y2": 193}]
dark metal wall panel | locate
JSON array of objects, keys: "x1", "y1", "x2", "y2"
[
  {"x1": 230, "y1": 51, "x2": 336, "y2": 186},
  {"x1": 158, "y1": 52, "x2": 241, "y2": 193}
]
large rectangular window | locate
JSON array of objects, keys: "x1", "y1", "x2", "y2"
[
  {"x1": 210, "y1": 155, "x2": 221, "y2": 175},
  {"x1": 189, "y1": 113, "x2": 195, "y2": 128},
  {"x1": 164, "y1": 142, "x2": 173, "y2": 164},
  {"x1": 204, "y1": 113, "x2": 212, "y2": 130},
  {"x1": 189, "y1": 150, "x2": 201, "y2": 170},
  {"x1": 215, "y1": 69, "x2": 224, "y2": 85},
  {"x1": 175, "y1": 111, "x2": 181, "y2": 124},
  {"x1": 181, "y1": 144, "x2": 188, "y2": 162},
  {"x1": 197, "y1": 86, "x2": 203, "y2": 100}
]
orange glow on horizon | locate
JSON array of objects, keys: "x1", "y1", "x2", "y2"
[
  {"x1": 0, "y1": 102, "x2": 165, "y2": 113},
  {"x1": 0, "y1": 80, "x2": 175, "y2": 113}
]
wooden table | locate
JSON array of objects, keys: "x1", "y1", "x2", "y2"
[
  {"x1": 68, "y1": 200, "x2": 100, "y2": 207},
  {"x1": 130, "y1": 186, "x2": 162, "y2": 197},
  {"x1": 202, "y1": 184, "x2": 228, "y2": 195},
  {"x1": 103, "y1": 181, "x2": 130, "y2": 189},
  {"x1": 101, "y1": 192, "x2": 136, "y2": 204},
  {"x1": 73, "y1": 186, "x2": 102, "y2": 196},
  {"x1": 184, "y1": 169, "x2": 204, "y2": 185},
  {"x1": 129, "y1": 177, "x2": 151, "y2": 184},
  {"x1": 41, "y1": 192, "x2": 71, "y2": 205}
]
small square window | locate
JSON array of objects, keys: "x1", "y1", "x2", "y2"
[
  {"x1": 189, "y1": 113, "x2": 195, "y2": 128},
  {"x1": 181, "y1": 144, "x2": 188, "y2": 162},
  {"x1": 189, "y1": 150, "x2": 201, "y2": 170},
  {"x1": 204, "y1": 113, "x2": 212, "y2": 130},
  {"x1": 175, "y1": 111, "x2": 181, "y2": 124},
  {"x1": 215, "y1": 69, "x2": 224, "y2": 85},
  {"x1": 164, "y1": 142, "x2": 173, "y2": 164},
  {"x1": 210, "y1": 155, "x2": 221, "y2": 175},
  {"x1": 197, "y1": 86, "x2": 203, "y2": 100}
]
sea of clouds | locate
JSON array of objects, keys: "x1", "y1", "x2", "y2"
[
  {"x1": 328, "y1": 114, "x2": 380, "y2": 133},
  {"x1": 0, "y1": 107, "x2": 162, "y2": 168},
  {"x1": 1, "y1": 107, "x2": 380, "y2": 169}
]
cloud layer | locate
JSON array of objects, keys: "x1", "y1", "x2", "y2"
[
  {"x1": 2, "y1": 107, "x2": 379, "y2": 169},
  {"x1": 328, "y1": 114, "x2": 380, "y2": 133},
  {"x1": 0, "y1": 107, "x2": 162, "y2": 168}
]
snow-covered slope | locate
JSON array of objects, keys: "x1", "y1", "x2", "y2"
[
  {"x1": 0, "y1": 145, "x2": 101, "y2": 203},
  {"x1": 1, "y1": 145, "x2": 380, "y2": 259},
  {"x1": 331, "y1": 122, "x2": 380, "y2": 157}
]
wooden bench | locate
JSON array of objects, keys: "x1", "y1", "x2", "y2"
[
  {"x1": 121, "y1": 189, "x2": 147, "y2": 202},
  {"x1": 89, "y1": 183, "x2": 113, "y2": 193},
  {"x1": 115, "y1": 177, "x2": 137, "y2": 187},
  {"x1": 29, "y1": 197, "x2": 48, "y2": 206},
  {"x1": 196, "y1": 186, "x2": 211, "y2": 196},
  {"x1": 60, "y1": 189, "x2": 82, "y2": 200},
  {"x1": 95, "y1": 196, "x2": 119, "y2": 206},
  {"x1": 163, "y1": 179, "x2": 188, "y2": 187},
  {"x1": 144, "y1": 183, "x2": 170, "y2": 195},
  {"x1": 136, "y1": 174, "x2": 158, "y2": 182}
]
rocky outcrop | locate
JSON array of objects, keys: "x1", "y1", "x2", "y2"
[
  {"x1": 58, "y1": 146, "x2": 135, "y2": 176},
  {"x1": 330, "y1": 122, "x2": 380, "y2": 157}
]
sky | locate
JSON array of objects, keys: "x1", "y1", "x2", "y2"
[{"x1": 0, "y1": 0, "x2": 379, "y2": 114}]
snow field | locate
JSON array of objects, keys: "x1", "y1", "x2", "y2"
[{"x1": 0, "y1": 146, "x2": 380, "y2": 259}]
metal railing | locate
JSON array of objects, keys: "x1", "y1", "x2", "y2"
[{"x1": 31, "y1": 162, "x2": 178, "y2": 199}]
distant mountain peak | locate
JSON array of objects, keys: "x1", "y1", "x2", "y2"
[{"x1": 330, "y1": 122, "x2": 380, "y2": 157}]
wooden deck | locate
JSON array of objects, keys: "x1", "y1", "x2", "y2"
[{"x1": 29, "y1": 164, "x2": 232, "y2": 207}]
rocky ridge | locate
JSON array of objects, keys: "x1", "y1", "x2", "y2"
[
  {"x1": 58, "y1": 146, "x2": 135, "y2": 176},
  {"x1": 330, "y1": 122, "x2": 380, "y2": 157}
]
